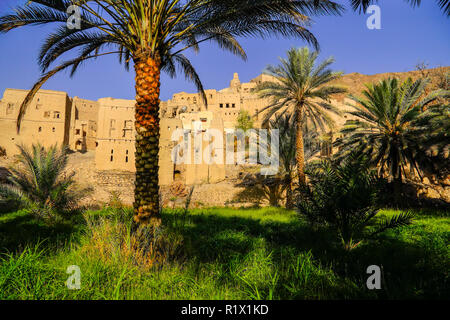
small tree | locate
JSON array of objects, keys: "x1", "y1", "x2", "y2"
[
  {"x1": 236, "y1": 110, "x2": 254, "y2": 132},
  {"x1": 415, "y1": 61, "x2": 430, "y2": 79},
  {"x1": 297, "y1": 153, "x2": 413, "y2": 250},
  {"x1": 0, "y1": 144, "x2": 90, "y2": 221}
]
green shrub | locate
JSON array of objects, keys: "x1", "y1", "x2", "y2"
[
  {"x1": 0, "y1": 144, "x2": 91, "y2": 222},
  {"x1": 297, "y1": 153, "x2": 414, "y2": 250}
]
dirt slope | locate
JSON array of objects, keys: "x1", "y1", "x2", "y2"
[{"x1": 331, "y1": 66, "x2": 449, "y2": 101}]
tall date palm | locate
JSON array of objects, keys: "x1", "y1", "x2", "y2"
[
  {"x1": 254, "y1": 47, "x2": 346, "y2": 186},
  {"x1": 0, "y1": 0, "x2": 343, "y2": 226}
]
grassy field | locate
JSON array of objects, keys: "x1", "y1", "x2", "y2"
[{"x1": 0, "y1": 206, "x2": 448, "y2": 300}]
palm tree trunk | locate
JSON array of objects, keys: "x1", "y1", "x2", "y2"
[
  {"x1": 390, "y1": 153, "x2": 403, "y2": 206},
  {"x1": 393, "y1": 168, "x2": 403, "y2": 207},
  {"x1": 133, "y1": 53, "x2": 162, "y2": 227},
  {"x1": 296, "y1": 109, "x2": 306, "y2": 186},
  {"x1": 285, "y1": 174, "x2": 293, "y2": 209}
]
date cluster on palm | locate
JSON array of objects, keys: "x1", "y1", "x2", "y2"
[{"x1": 133, "y1": 56, "x2": 162, "y2": 226}]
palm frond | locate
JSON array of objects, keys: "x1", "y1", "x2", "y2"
[
  {"x1": 370, "y1": 211, "x2": 414, "y2": 237},
  {"x1": 350, "y1": 0, "x2": 449, "y2": 16},
  {"x1": 337, "y1": 77, "x2": 448, "y2": 183}
]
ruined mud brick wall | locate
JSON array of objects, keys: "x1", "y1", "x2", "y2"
[{"x1": 94, "y1": 170, "x2": 136, "y2": 203}]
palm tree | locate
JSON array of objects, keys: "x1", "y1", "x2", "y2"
[
  {"x1": 0, "y1": 0, "x2": 343, "y2": 226},
  {"x1": 0, "y1": 144, "x2": 88, "y2": 220},
  {"x1": 350, "y1": 0, "x2": 450, "y2": 16},
  {"x1": 254, "y1": 47, "x2": 346, "y2": 186},
  {"x1": 336, "y1": 77, "x2": 449, "y2": 198},
  {"x1": 268, "y1": 113, "x2": 320, "y2": 208}
]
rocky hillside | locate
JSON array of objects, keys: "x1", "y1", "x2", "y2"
[{"x1": 330, "y1": 66, "x2": 449, "y2": 101}]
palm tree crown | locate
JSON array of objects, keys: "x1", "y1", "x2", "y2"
[{"x1": 337, "y1": 77, "x2": 449, "y2": 184}]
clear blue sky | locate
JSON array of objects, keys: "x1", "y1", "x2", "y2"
[{"x1": 0, "y1": 1, "x2": 448, "y2": 101}]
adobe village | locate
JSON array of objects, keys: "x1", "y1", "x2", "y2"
[{"x1": 1, "y1": 67, "x2": 449, "y2": 207}]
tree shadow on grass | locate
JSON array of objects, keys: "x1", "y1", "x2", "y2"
[
  {"x1": 162, "y1": 210, "x2": 449, "y2": 299},
  {"x1": 0, "y1": 210, "x2": 80, "y2": 254},
  {"x1": 340, "y1": 231, "x2": 449, "y2": 299}
]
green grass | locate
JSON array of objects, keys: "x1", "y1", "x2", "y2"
[{"x1": 0, "y1": 206, "x2": 448, "y2": 300}]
